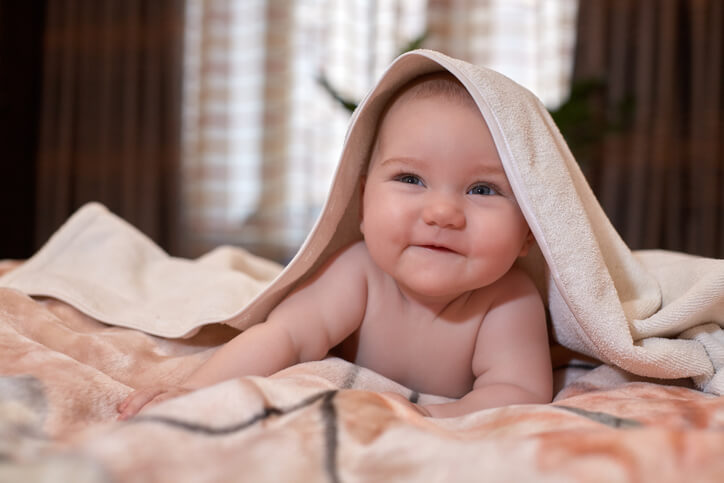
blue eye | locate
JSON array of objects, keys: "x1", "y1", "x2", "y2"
[
  {"x1": 395, "y1": 174, "x2": 424, "y2": 186},
  {"x1": 468, "y1": 184, "x2": 497, "y2": 196}
]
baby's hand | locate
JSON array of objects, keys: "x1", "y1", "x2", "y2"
[{"x1": 116, "y1": 386, "x2": 192, "y2": 421}]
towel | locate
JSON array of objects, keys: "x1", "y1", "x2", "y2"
[
  {"x1": 0, "y1": 203, "x2": 282, "y2": 338},
  {"x1": 2, "y1": 49, "x2": 723, "y2": 394}
]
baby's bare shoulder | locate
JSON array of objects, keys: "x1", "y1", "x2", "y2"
[
  {"x1": 338, "y1": 240, "x2": 370, "y2": 261},
  {"x1": 332, "y1": 240, "x2": 381, "y2": 276},
  {"x1": 463, "y1": 266, "x2": 540, "y2": 315},
  {"x1": 464, "y1": 267, "x2": 544, "y2": 337},
  {"x1": 487, "y1": 266, "x2": 540, "y2": 302},
  {"x1": 310, "y1": 240, "x2": 370, "y2": 278}
]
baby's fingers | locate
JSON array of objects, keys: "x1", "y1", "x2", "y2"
[
  {"x1": 147, "y1": 389, "x2": 189, "y2": 406},
  {"x1": 117, "y1": 388, "x2": 164, "y2": 421},
  {"x1": 116, "y1": 390, "x2": 137, "y2": 413}
]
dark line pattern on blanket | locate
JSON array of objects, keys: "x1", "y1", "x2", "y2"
[
  {"x1": 408, "y1": 391, "x2": 420, "y2": 404},
  {"x1": 129, "y1": 390, "x2": 337, "y2": 436},
  {"x1": 339, "y1": 364, "x2": 360, "y2": 389},
  {"x1": 554, "y1": 405, "x2": 642, "y2": 428},
  {"x1": 320, "y1": 391, "x2": 341, "y2": 483}
]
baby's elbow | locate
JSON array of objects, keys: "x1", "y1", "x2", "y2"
[
  {"x1": 294, "y1": 329, "x2": 333, "y2": 364},
  {"x1": 525, "y1": 382, "x2": 553, "y2": 405},
  {"x1": 526, "y1": 364, "x2": 554, "y2": 404},
  {"x1": 506, "y1": 381, "x2": 552, "y2": 405},
  {"x1": 273, "y1": 323, "x2": 305, "y2": 366},
  {"x1": 529, "y1": 390, "x2": 553, "y2": 405}
]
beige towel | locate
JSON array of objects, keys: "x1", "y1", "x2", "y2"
[
  {"x1": 2, "y1": 49, "x2": 723, "y2": 394},
  {"x1": 0, "y1": 202, "x2": 282, "y2": 338}
]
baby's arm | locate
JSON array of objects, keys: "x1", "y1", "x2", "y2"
[
  {"x1": 117, "y1": 243, "x2": 369, "y2": 420},
  {"x1": 423, "y1": 269, "x2": 552, "y2": 418}
]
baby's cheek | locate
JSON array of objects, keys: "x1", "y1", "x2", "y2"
[{"x1": 367, "y1": 213, "x2": 399, "y2": 242}]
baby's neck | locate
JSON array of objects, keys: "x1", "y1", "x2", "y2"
[{"x1": 395, "y1": 283, "x2": 474, "y2": 320}]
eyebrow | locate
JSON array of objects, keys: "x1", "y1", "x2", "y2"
[
  {"x1": 379, "y1": 156, "x2": 422, "y2": 168},
  {"x1": 379, "y1": 156, "x2": 507, "y2": 177}
]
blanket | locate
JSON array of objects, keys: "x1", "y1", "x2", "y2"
[
  {"x1": 1, "y1": 278, "x2": 723, "y2": 481},
  {"x1": 2, "y1": 49, "x2": 724, "y2": 480}
]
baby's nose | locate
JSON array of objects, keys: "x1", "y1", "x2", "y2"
[{"x1": 422, "y1": 193, "x2": 466, "y2": 229}]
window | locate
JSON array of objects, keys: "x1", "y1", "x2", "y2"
[{"x1": 181, "y1": 0, "x2": 578, "y2": 262}]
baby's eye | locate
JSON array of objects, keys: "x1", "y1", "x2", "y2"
[
  {"x1": 467, "y1": 184, "x2": 497, "y2": 196},
  {"x1": 394, "y1": 174, "x2": 424, "y2": 186}
]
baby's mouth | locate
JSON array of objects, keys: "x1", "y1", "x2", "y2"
[{"x1": 419, "y1": 244, "x2": 457, "y2": 254}]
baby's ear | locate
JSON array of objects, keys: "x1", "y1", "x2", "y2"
[{"x1": 519, "y1": 231, "x2": 535, "y2": 257}]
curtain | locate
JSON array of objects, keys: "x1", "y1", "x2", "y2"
[
  {"x1": 426, "y1": 0, "x2": 578, "y2": 108},
  {"x1": 573, "y1": 0, "x2": 723, "y2": 258},
  {"x1": 35, "y1": 0, "x2": 186, "y2": 253},
  {"x1": 181, "y1": 0, "x2": 579, "y2": 262}
]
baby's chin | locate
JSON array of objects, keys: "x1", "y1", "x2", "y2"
[
  {"x1": 394, "y1": 262, "x2": 502, "y2": 294},
  {"x1": 394, "y1": 277, "x2": 484, "y2": 303}
]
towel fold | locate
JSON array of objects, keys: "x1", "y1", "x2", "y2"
[{"x1": 0, "y1": 203, "x2": 281, "y2": 338}]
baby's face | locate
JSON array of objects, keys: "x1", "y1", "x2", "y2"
[{"x1": 361, "y1": 94, "x2": 532, "y2": 301}]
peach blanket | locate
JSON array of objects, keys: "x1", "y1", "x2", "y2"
[{"x1": 1, "y1": 263, "x2": 723, "y2": 482}]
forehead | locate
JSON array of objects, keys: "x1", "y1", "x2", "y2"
[
  {"x1": 375, "y1": 78, "x2": 486, "y2": 151},
  {"x1": 382, "y1": 90, "x2": 484, "y2": 131},
  {"x1": 385, "y1": 72, "x2": 477, "y2": 113},
  {"x1": 377, "y1": 86, "x2": 494, "y2": 153},
  {"x1": 374, "y1": 96, "x2": 505, "y2": 174},
  {"x1": 367, "y1": 73, "x2": 502, "y2": 174}
]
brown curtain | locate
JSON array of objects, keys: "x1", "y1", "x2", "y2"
[
  {"x1": 35, "y1": 0, "x2": 185, "y2": 254},
  {"x1": 573, "y1": 0, "x2": 723, "y2": 258}
]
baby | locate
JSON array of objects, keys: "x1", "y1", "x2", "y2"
[{"x1": 118, "y1": 72, "x2": 552, "y2": 420}]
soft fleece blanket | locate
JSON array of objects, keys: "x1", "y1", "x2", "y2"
[
  {"x1": 1, "y1": 267, "x2": 723, "y2": 481},
  {"x1": 2, "y1": 49, "x2": 724, "y2": 480}
]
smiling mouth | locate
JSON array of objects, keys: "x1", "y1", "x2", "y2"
[{"x1": 419, "y1": 244, "x2": 457, "y2": 254}]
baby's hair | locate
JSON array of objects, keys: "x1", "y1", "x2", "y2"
[
  {"x1": 366, "y1": 72, "x2": 478, "y2": 173},
  {"x1": 390, "y1": 71, "x2": 476, "y2": 109}
]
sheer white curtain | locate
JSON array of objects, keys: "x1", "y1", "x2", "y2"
[{"x1": 180, "y1": 0, "x2": 578, "y2": 262}]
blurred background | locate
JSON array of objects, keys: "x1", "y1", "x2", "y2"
[{"x1": 1, "y1": 0, "x2": 722, "y2": 263}]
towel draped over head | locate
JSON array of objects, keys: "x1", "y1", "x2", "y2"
[
  {"x1": 234, "y1": 49, "x2": 724, "y2": 394},
  {"x1": 2, "y1": 49, "x2": 724, "y2": 394}
]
